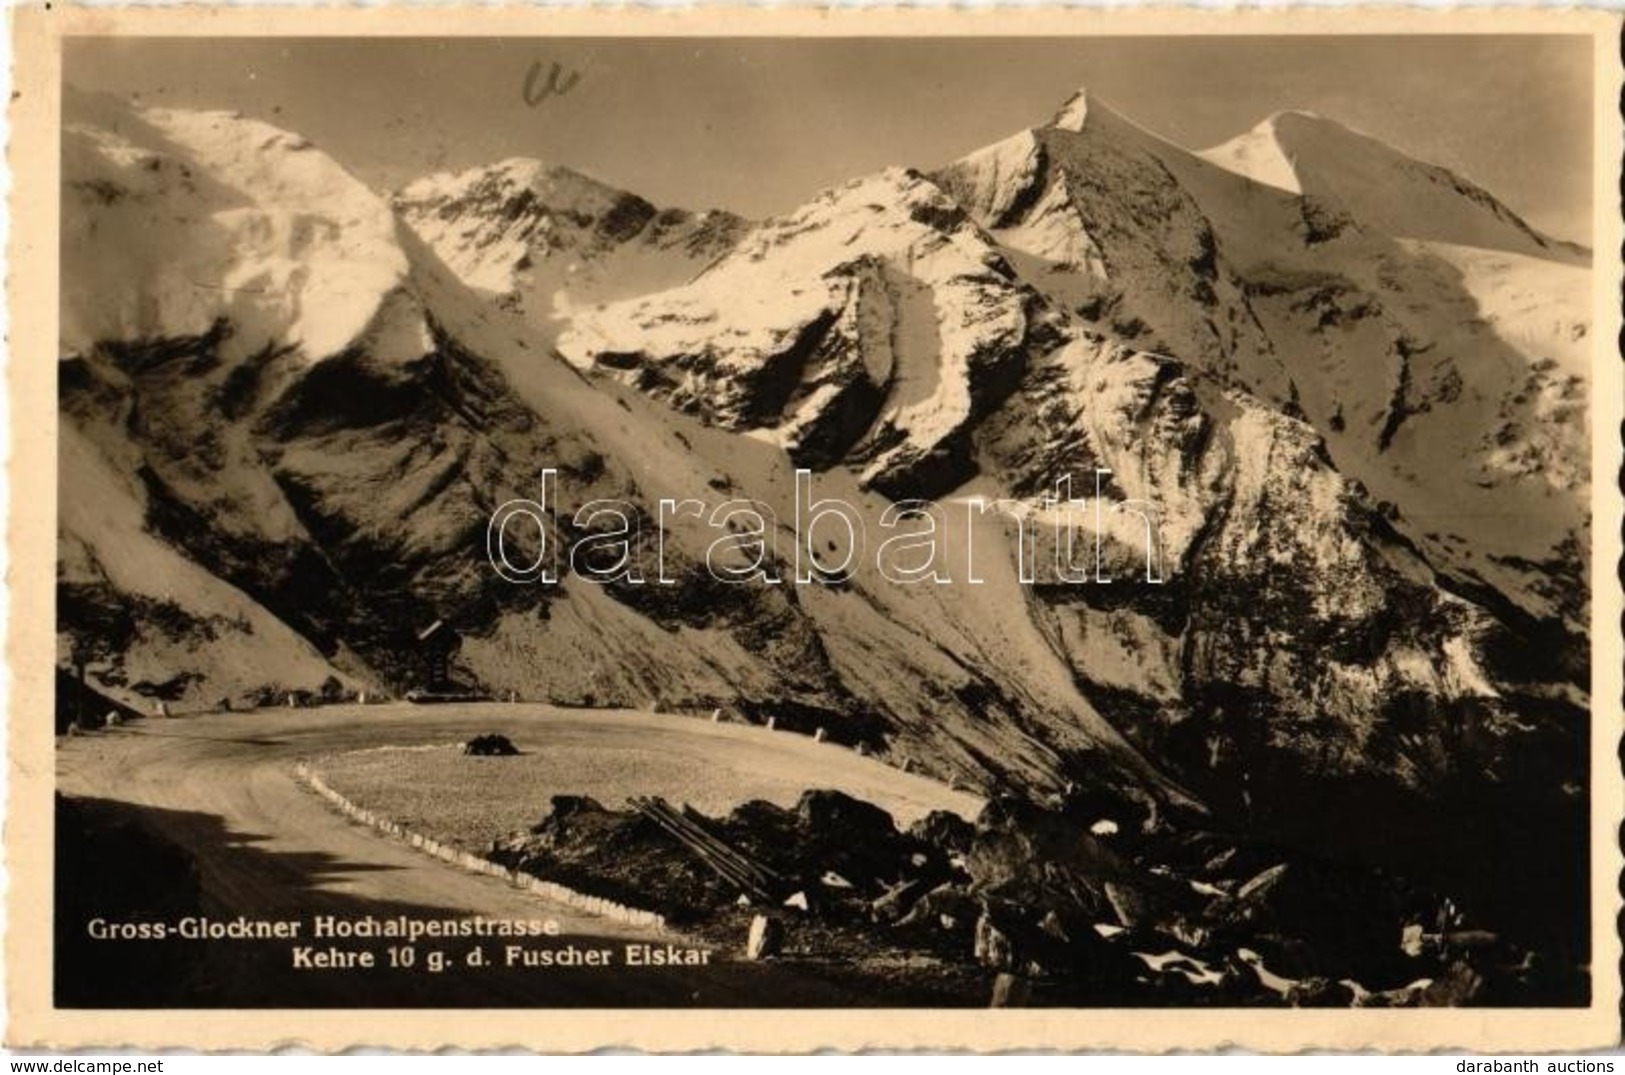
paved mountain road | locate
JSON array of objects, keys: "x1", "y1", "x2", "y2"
[{"x1": 56, "y1": 703, "x2": 983, "y2": 1007}]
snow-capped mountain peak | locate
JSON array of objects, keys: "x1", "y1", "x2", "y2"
[
  {"x1": 61, "y1": 88, "x2": 422, "y2": 365},
  {"x1": 399, "y1": 156, "x2": 643, "y2": 227},
  {"x1": 1195, "y1": 112, "x2": 1308, "y2": 194},
  {"x1": 1051, "y1": 87, "x2": 1092, "y2": 131},
  {"x1": 395, "y1": 156, "x2": 747, "y2": 326},
  {"x1": 1200, "y1": 109, "x2": 1585, "y2": 260}
]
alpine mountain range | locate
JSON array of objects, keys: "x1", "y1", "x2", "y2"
[{"x1": 58, "y1": 84, "x2": 1594, "y2": 942}]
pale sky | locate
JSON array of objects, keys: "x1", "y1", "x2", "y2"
[{"x1": 65, "y1": 36, "x2": 1595, "y2": 241}]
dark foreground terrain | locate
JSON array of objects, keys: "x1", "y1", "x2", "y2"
[
  {"x1": 487, "y1": 778, "x2": 1587, "y2": 1007},
  {"x1": 54, "y1": 703, "x2": 1587, "y2": 1009}
]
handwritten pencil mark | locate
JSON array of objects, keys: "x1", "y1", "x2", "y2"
[{"x1": 522, "y1": 60, "x2": 581, "y2": 108}]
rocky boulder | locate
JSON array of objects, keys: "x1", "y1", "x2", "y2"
[
  {"x1": 793, "y1": 789, "x2": 917, "y2": 894},
  {"x1": 895, "y1": 881, "x2": 980, "y2": 937},
  {"x1": 965, "y1": 796, "x2": 1134, "y2": 921},
  {"x1": 463, "y1": 733, "x2": 519, "y2": 756},
  {"x1": 908, "y1": 810, "x2": 976, "y2": 856},
  {"x1": 1203, "y1": 858, "x2": 1437, "y2": 983}
]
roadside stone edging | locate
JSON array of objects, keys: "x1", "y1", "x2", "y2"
[{"x1": 292, "y1": 760, "x2": 668, "y2": 933}]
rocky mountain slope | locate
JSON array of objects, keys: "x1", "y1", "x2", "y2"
[
  {"x1": 934, "y1": 92, "x2": 1591, "y2": 639},
  {"x1": 58, "y1": 87, "x2": 1593, "y2": 949},
  {"x1": 515, "y1": 89, "x2": 1591, "y2": 806}
]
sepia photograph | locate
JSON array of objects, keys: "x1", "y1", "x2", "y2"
[{"x1": 9, "y1": 7, "x2": 1622, "y2": 1053}]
